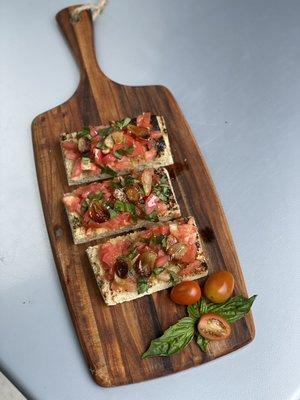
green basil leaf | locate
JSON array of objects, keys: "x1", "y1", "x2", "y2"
[
  {"x1": 112, "y1": 117, "x2": 131, "y2": 130},
  {"x1": 137, "y1": 277, "x2": 149, "y2": 294},
  {"x1": 77, "y1": 127, "x2": 91, "y2": 140},
  {"x1": 101, "y1": 165, "x2": 117, "y2": 177},
  {"x1": 110, "y1": 181, "x2": 122, "y2": 189},
  {"x1": 187, "y1": 301, "x2": 202, "y2": 319},
  {"x1": 150, "y1": 234, "x2": 167, "y2": 247},
  {"x1": 98, "y1": 127, "x2": 111, "y2": 137},
  {"x1": 146, "y1": 212, "x2": 159, "y2": 222},
  {"x1": 152, "y1": 267, "x2": 165, "y2": 276},
  {"x1": 188, "y1": 295, "x2": 256, "y2": 324},
  {"x1": 126, "y1": 145, "x2": 134, "y2": 154},
  {"x1": 142, "y1": 317, "x2": 195, "y2": 358},
  {"x1": 108, "y1": 208, "x2": 118, "y2": 219},
  {"x1": 114, "y1": 149, "x2": 126, "y2": 159},
  {"x1": 96, "y1": 141, "x2": 105, "y2": 149},
  {"x1": 81, "y1": 199, "x2": 89, "y2": 213},
  {"x1": 168, "y1": 270, "x2": 181, "y2": 285},
  {"x1": 196, "y1": 334, "x2": 209, "y2": 352},
  {"x1": 123, "y1": 175, "x2": 135, "y2": 186},
  {"x1": 205, "y1": 295, "x2": 257, "y2": 323}
]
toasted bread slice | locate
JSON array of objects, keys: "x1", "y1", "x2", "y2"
[
  {"x1": 63, "y1": 168, "x2": 181, "y2": 244},
  {"x1": 86, "y1": 217, "x2": 208, "y2": 305},
  {"x1": 60, "y1": 115, "x2": 173, "y2": 185}
]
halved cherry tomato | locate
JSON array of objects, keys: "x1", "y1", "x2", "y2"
[
  {"x1": 197, "y1": 313, "x2": 231, "y2": 341},
  {"x1": 170, "y1": 281, "x2": 201, "y2": 305},
  {"x1": 204, "y1": 271, "x2": 234, "y2": 303}
]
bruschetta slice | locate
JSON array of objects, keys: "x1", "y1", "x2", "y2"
[
  {"x1": 63, "y1": 168, "x2": 180, "y2": 244},
  {"x1": 60, "y1": 113, "x2": 173, "y2": 185},
  {"x1": 86, "y1": 217, "x2": 208, "y2": 305}
]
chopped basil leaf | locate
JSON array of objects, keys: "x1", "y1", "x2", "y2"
[
  {"x1": 112, "y1": 117, "x2": 131, "y2": 130},
  {"x1": 108, "y1": 208, "x2": 118, "y2": 219},
  {"x1": 88, "y1": 190, "x2": 103, "y2": 201},
  {"x1": 98, "y1": 127, "x2": 112, "y2": 137},
  {"x1": 81, "y1": 200, "x2": 89, "y2": 213},
  {"x1": 114, "y1": 200, "x2": 136, "y2": 215},
  {"x1": 110, "y1": 181, "x2": 122, "y2": 189},
  {"x1": 77, "y1": 127, "x2": 91, "y2": 140},
  {"x1": 150, "y1": 234, "x2": 167, "y2": 247},
  {"x1": 146, "y1": 212, "x2": 159, "y2": 222},
  {"x1": 96, "y1": 141, "x2": 105, "y2": 149},
  {"x1": 168, "y1": 270, "x2": 181, "y2": 284},
  {"x1": 137, "y1": 277, "x2": 149, "y2": 294},
  {"x1": 126, "y1": 145, "x2": 134, "y2": 154},
  {"x1": 114, "y1": 149, "x2": 126, "y2": 159},
  {"x1": 152, "y1": 267, "x2": 165, "y2": 276},
  {"x1": 127, "y1": 248, "x2": 138, "y2": 261},
  {"x1": 153, "y1": 183, "x2": 171, "y2": 202},
  {"x1": 101, "y1": 165, "x2": 117, "y2": 176},
  {"x1": 123, "y1": 175, "x2": 135, "y2": 186},
  {"x1": 81, "y1": 156, "x2": 91, "y2": 163}
]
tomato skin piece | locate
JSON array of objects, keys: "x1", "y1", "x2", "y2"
[
  {"x1": 197, "y1": 313, "x2": 231, "y2": 341},
  {"x1": 136, "y1": 112, "x2": 151, "y2": 128},
  {"x1": 204, "y1": 271, "x2": 234, "y2": 303},
  {"x1": 170, "y1": 281, "x2": 201, "y2": 305}
]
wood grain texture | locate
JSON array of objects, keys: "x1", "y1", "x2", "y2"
[{"x1": 31, "y1": 6, "x2": 255, "y2": 387}]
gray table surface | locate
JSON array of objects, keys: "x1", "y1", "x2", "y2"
[{"x1": 1, "y1": 0, "x2": 300, "y2": 399}]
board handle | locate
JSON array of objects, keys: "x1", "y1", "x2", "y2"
[{"x1": 56, "y1": 6, "x2": 106, "y2": 81}]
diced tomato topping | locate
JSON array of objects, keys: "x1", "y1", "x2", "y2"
[
  {"x1": 89, "y1": 127, "x2": 98, "y2": 137},
  {"x1": 144, "y1": 148, "x2": 157, "y2": 161},
  {"x1": 102, "y1": 153, "x2": 117, "y2": 165},
  {"x1": 114, "y1": 156, "x2": 132, "y2": 171},
  {"x1": 75, "y1": 182, "x2": 104, "y2": 198},
  {"x1": 157, "y1": 201, "x2": 168, "y2": 216},
  {"x1": 91, "y1": 135, "x2": 101, "y2": 151},
  {"x1": 170, "y1": 223, "x2": 197, "y2": 245},
  {"x1": 178, "y1": 260, "x2": 201, "y2": 276},
  {"x1": 124, "y1": 133, "x2": 135, "y2": 146},
  {"x1": 89, "y1": 162, "x2": 99, "y2": 171},
  {"x1": 63, "y1": 195, "x2": 81, "y2": 213},
  {"x1": 136, "y1": 112, "x2": 151, "y2": 129},
  {"x1": 103, "y1": 212, "x2": 132, "y2": 230},
  {"x1": 145, "y1": 194, "x2": 159, "y2": 215},
  {"x1": 131, "y1": 140, "x2": 145, "y2": 157},
  {"x1": 99, "y1": 240, "x2": 130, "y2": 280},
  {"x1": 181, "y1": 244, "x2": 197, "y2": 263},
  {"x1": 71, "y1": 158, "x2": 83, "y2": 178},
  {"x1": 150, "y1": 131, "x2": 162, "y2": 139},
  {"x1": 92, "y1": 148, "x2": 103, "y2": 166},
  {"x1": 65, "y1": 150, "x2": 80, "y2": 160},
  {"x1": 63, "y1": 140, "x2": 78, "y2": 151},
  {"x1": 150, "y1": 224, "x2": 170, "y2": 236},
  {"x1": 155, "y1": 255, "x2": 170, "y2": 268}
]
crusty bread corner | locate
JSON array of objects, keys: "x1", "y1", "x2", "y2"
[
  {"x1": 63, "y1": 167, "x2": 181, "y2": 244},
  {"x1": 60, "y1": 116, "x2": 174, "y2": 185},
  {"x1": 86, "y1": 218, "x2": 208, "y2": 306}
]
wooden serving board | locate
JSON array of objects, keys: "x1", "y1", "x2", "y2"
[{"x1": 32, "y1": 6, "x2": 255, "y2": 387}]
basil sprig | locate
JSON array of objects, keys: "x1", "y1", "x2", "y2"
[
  {"x1": 142, "y1": 317, "x2": 195, "y2": 358},
  {"x1": 142, "y1": 294, "x2": 256, "y2": 358},
  {"x1": 187, "y1": 295, "x2": 257, "y2": 323}
]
